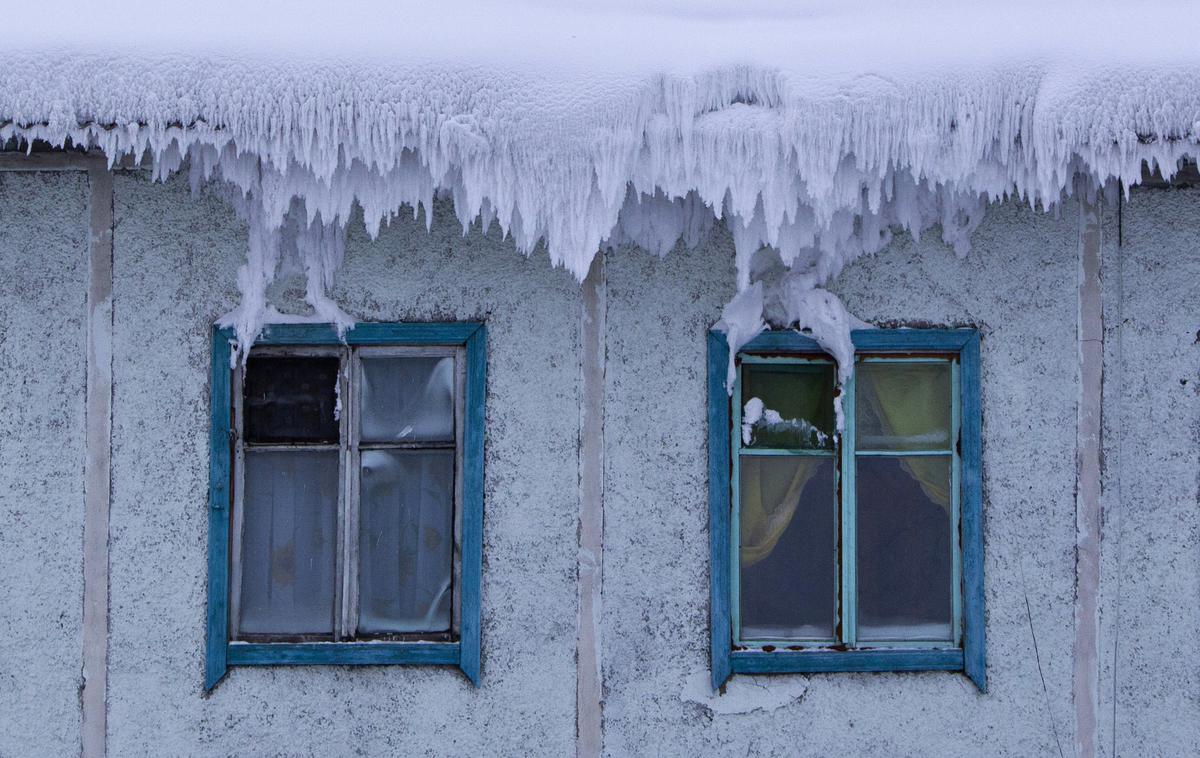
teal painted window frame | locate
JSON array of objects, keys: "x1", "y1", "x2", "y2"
[
  {"x1": 708, "y1": 328, "x2": 984, "y2": 691},
  {"x1": 205, "y1": 322, "x2": 486, "y2": 690}
]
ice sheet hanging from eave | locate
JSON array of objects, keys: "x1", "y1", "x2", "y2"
[
  {"x1": 3, "y1": 0, "x2": 1200, "y2": 361},
  {"x1": 4, "y1": 2, "x2": 1200, "y2": 268}
]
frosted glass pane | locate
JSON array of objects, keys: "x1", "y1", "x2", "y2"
[
  {"x1": 739, "y1": 456, "x2": 837, "y2": 640},
  {"x1": 855, "y1": 362, "x2": 952, "y2": 451},
  {"x1": 361, "y1": 356, "x2": 455, "y2": 443},
  {"x1": 358, "y1": 449, "x2": 454, "y2": 634},
  {"x1": 741, "y1": 362, "x2": 835, "y2": 450},
  {"x1": 244, "y1": 356, "x2": 340, "y2": 443},
  {"x1": 856, "y1": 455, "x2": 953, "y2": 641},
  {"x1": 240, "y1": 450, "x2": 338, "y2": 636}
]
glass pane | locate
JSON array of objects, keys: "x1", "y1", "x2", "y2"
[
  {"x1": 856, "y1": 455, "x2": 953, "y2": 641},
  {"x1": 361, "y1": 356, "x2": 455, "y2": 443},
  {"x1": 359, "y1": 449, "x2": 455, "y2": 634},
  {"x1": 741, "y1": 362, "x2": 836, "y2": 450},
  {"x1": 244, "y1": 356, "x2": 340, "y2": 443},
  {"x1": 239, "y1": 450, "x2": 339, "y2": 636},
  {"x1": 855, "y1": 361, "x2": 952, "y2": 451},
  {"x1": 739, "y1": 455, "x2": 837, "y2": 640}
]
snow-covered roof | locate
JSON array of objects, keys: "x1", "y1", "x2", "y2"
[{"x1": 3, "y1": 0, "x2": 1200, "y2": 372}]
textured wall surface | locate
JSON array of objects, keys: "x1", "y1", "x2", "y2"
[
  {"x1": 602, "y1": 201, "x2": 1080, "y2": 756},
  {"x1": 106, "y1": 173, "x2": 581, "y2": 756},
  {"x1": 1098, "y1": 188, "x2": 1200, "y2": 757},
  {"x1": 0, "y1": 171, "x2": 88, "y2": 757},
  {"x1": 3, "y1": 166, "x2": 1197, "y2": 757}
]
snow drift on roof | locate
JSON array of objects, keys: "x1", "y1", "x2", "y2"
[{"x1": 3, "y1": 0, "x2": 1200, "y2": 403}]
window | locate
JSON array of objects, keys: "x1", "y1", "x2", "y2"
[
  {"x1": 205, "y1": 323, "x2": 486, "y2": 689},
  {"x1": 707, "y1": 329, "x2": 983, "y2": 690}
]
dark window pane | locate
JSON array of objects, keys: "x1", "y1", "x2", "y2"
[
  {"x1": 856, "y1": 455, "x2": 953, "y2": 641},
  {"x1": 358, "y1": 449, "x2": 454, "y2": 634},
  {"x1": 739, "y1": 455, "x2": 837, "y2": 640},
  {"x1": 741, "y1": 362, "x2": 836, "y2": 450},
  {"x1": 244, "y1": 356, "x2": 340, "y2": 443},
  {"x1": 856, "y1": 361, "x2": 952, "y2": 451},
  {"x1": 360, "y1": 356, "x2": 455, "y2": 443},
  {"x1": 239, "y1": 450, "x2": 339, "y2": 636}
]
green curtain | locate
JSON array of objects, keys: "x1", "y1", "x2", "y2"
[{"x1": 859, "y1": 365, "x2": 952, "y2": 513}]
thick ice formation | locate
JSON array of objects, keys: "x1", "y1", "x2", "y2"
[
  {"x1": 3, "y1": 0, "x2": 1200, "y2": 382},
  {"x1": 741, "y1": 397, "x2": 831, "y2": 449}
]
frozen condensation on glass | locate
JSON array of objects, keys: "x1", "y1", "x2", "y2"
[
  {"x1": 741, "y1": 398, "x2": 831, "y2": 449},
  {"x1": 358, "y1": 449, "x2": 454, "y2": 634},
  {"x1": 360, "y1": 356, "x2": 455, "y2": 443},
  {"x1": 239, "y1": 450, "x2": 339, "y2": 636}
]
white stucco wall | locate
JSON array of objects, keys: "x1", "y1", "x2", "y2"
[
  {"x1": 105, "y1": 173, "x2": 582, "y2": 755},
  {"x1": 0, "y1": 171, "x2": 88, "y2": 757},
  {"x1": 0, "y1": 162, "x2": 1197, "y2": 757},
  {"x1": 1098, "y1": 187, "x2": 1200, "y2": 757},
  {"x1": 601, "y1": 201, "x2": 1080, "y2": 756}
]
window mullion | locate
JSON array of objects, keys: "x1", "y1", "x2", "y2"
[
  {"x1": 951, "y1": 360, "x2": 963, "y2": 647},
  {"x1": 839, "y1": 369, "x2": 858, "y2": 648},
  {"x1": 452, "y1": 346, "x2": 467, "y2": 638},
  {"x1": 230, "y1": 361, "x2": 246, "y2": 640},
  {"x1": 340, "y1": 346, "x2": 362, "y2": 640},
  {"x1": 332, "y1": 350, "x2": 346, "y2": 641},
  {"x1": 730, "y1": 364, "x2": 743, "y2": 645}
]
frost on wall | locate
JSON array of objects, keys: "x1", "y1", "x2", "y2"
[{"x1": 2, "y1": 0, "x2": 1200, "y2": 379}]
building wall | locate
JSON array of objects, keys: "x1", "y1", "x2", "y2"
[
  {"x1": 104, "y1": 173, "x2": 582, "y2": 756},
  {"x1": 0, "y1": 162, "x2": 1197, "y2": 756},
  {"x1": 0, "y1": 171, "x2": 88, "y2": 757},
  {"x1": 1098, "y1": 188, "x2": 1200, "y2": 757},
  {"x1": 602, "y1": 201, "x2": 1079, "y2": 756}
]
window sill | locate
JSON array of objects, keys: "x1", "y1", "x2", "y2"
[
  {"x1": 731, "y1": 647, "x2": 968, "y2": 677},
  {"x1": 227, "y1": 640, "x2": 461, "y2": 667}
]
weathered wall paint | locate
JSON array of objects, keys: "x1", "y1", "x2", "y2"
[
  {"x1": 104, "y1": 173, "x2": 581, "y2": 756},
  {"x1": 601, "y1": 201, "x2": 1080, "y2": 756},
  {"x1": 82, "y1": 161, "x2": 114, "y2": 758},
  {"x1": 0, "y1": 171, "x2": 88, "y2": 756},
  {"x1": 1074, "y1": 196, "x2": 1103, "y2": 758},
  {"x1": 1098, "y1": 188, "x2": 1200, "y2": 757},
  {"x1": 1, "y1": 166, "x2": 1197, "y2": 756}
]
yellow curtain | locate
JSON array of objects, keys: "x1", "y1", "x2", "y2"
[
  {"x1": 858, "y1": 365, "x2": 952, "y2": 513},
  {"x1": 738, "y1": 376, "x2": 831, "y2": 570},
  {"x1": 739, "y1": 456, "x2": 820, "y2": 568},
  {"x1": 738, "y1": 364, "x2": 950, "y2": 570}
]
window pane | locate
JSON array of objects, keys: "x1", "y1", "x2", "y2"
[
  {"x1": 739, "y1": 455, "x2": 837, "y2": 640},
  {"x1": 361, "y1": 356, "x2": 455, "y2": 443},
  {"x1": 358, "y1": 449, "x2": 454, "y2": 634},
  {"x1": 244, "y1": 356, "x2": 340, "y2": 443},
  {"x1": 855, "y1": 361, "x2": 952, "y2": 451},
  {"x1": 741, "y1": 362, "x2": 836, "y2": 450},
  {"x1": 856, "y1": 455, "x2": 953, "y2": 641},
  {"x1": 239, "y1": 450, "x2": 339, "y2": 636}
]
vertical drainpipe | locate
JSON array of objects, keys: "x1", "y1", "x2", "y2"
[
  {"x1": 577, "y1": 254, "x2": 606, "y2": 758},
  {"x1": 1074, "y1": 191, "x2": 1103, "y2": 758}
]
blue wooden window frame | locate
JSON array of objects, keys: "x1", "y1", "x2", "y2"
[
  {"x1": 205, "y1": 322, "x2": 486, "y2": 690},
  {"x1": 708, "y1": 328, "x2": 984, "y2": 691}
]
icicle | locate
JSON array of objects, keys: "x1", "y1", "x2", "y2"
[
  {"x1": 714, "y1": 282, "x2": 766, "y2": 391},
  {"x1": 3, "y1": 46, "x2": 1199, "y2": 358}
]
